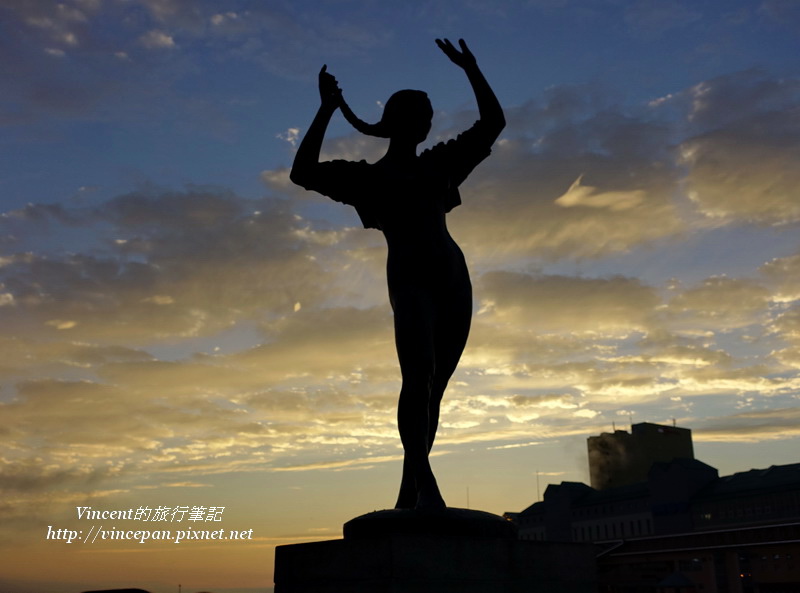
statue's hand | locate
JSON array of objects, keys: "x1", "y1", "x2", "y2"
[
  {"x1": 318, "y1": 65, "x2": 342, "y2": 109},
  {"x1": 435, "y1": 38, "x2": 477, "y2": 70}
]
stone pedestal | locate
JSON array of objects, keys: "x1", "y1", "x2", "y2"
[{"x1": 274, "y1": 508, "x2": 596, "y2": 593}]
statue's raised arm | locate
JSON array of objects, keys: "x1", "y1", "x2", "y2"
[
  {"x1": 289, "y1": 66, "x2": 342, "y2": 189},
  {"x1": 436, "y1": 38, "x2": 505, "y2": 143}
]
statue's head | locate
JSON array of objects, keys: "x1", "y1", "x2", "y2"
[
  {"x1": 340, "y1": 89, "x2": 433, "y2": 144},
  {"x1": 379, "y1": 90, "x2": 433, "y2": 143}
]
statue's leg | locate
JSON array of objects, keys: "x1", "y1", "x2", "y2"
[
  {"x1": 395, "y1": 457, "x2": 416, "y2": 509},
  {"x1": 427, "y1": 283, "x2": 472, "y2": 452},
  {"x1": 391, "y1": 291, "x2": 445, "y2": 510}
]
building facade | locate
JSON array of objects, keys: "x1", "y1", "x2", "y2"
[
  {"x1": 510, "y1": 423, "x2": 800, "y2": 592},
  {"x1": 588, "y1": 422, "x2": 695, "y2": 490}
]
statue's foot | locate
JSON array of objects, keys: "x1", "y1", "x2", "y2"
[
  {"x1": 395, "y1": 475, "x2": 417, "y2": 509},
  {"x1": 394, "y1": 489, "x2": 416, "y2": 510},
  {"x1": 415, "y1": 482, "x2": 446, "y2": 511}
]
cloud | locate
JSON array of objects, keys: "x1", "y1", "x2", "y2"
[
  {"x1": 199, "y1": 2, "x2": 390, "y2": 80},
  {"x1": 666, "y1": 276, "x2": 771, "y2": 330},
  {"x1": 771, "y1": 306, "x2": 800, "y2": 342},
  {"x1": 4, "y1": 0, "x2": 93, "y2": 47},
  {"x1": 677, "y1": 70, "x2": 800, "y2": 225},
  {"x1": 277, "y1": 127, "x2": 300, "y2": 147},
  {"x1": 695, "y1": 406, "x2": 800, "y2": 442},
  {"x1": 1, "y1": 235, "x2": 796, "y2": 526},
  {"x1": 0, "y1": 0, "x2": 387, "y2": 128},
  {"x1": 0, "y1": 455, "x2": 128, "y2": 536},
  {"x1": 441, "y1": 91, "x2": 685, "y2": 263},
  {"x1": 1, "y1": 187, "x2": 328, "y2": 343},
  {"x1": 139, "y1": 29, "x2": 176, "y2": 49},
  {"x1": 88, "y1": 305, "x2": 399, "y2": 400},
  {"x1": 436, "y1": 69, "x2": 800, "y2": 269},
  {"x1": 477, "y1": 271, "x2": 659, "y2": 334},
  {"x1": 768, "y1": 305, "x2": 800, "y2": 368},
  {"x1": 270, "y1": 453, "x2": 403, "y2": 473},
  {"x1": 555, "y1": 175, "x2": 646, "y2": 211},
  {"x1": 760, "y1": 251, "x2": 800, "y2": 302}
]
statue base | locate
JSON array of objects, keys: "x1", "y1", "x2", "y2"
[{"x1": 273, "y1": 508, "x2": 595, "y2": 592}]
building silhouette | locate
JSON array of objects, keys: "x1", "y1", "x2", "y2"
[
  {"x1": 509, "y1": 423, "x2": 800, "y2": 592},
  {"x1": 588, "y1": 422, "x2": 694, "y2": 490}
]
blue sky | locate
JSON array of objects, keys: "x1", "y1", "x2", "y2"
[{"x1": 1, "y1": 1, "x2": 800, "y2": 592}]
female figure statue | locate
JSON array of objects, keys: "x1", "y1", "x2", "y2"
[{"x1": 290, "y1": 39, "x2": 505, "y2": 510}]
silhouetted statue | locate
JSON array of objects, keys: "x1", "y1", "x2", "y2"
[{"x1": 291, "y1": 39, "x2": 505, "y2": 510}]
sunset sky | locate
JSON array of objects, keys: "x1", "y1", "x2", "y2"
[{"x1": 2, "y1": 1, "x2": 800, "y2": 592}]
